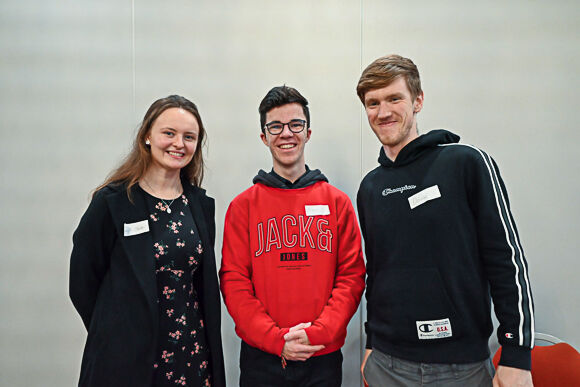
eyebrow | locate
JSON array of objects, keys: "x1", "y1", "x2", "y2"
[
  {"x1": 161, "y1": 126, "x2": 197, "y2": 134},
  {"x1": 267, "y1": 118, "x2": 304, "y2": 123},
  {"x1": 365, "y1": 93, "x2": 404, "y2": 103}
]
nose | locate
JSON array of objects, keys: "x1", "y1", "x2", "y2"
[
  {"x1": 279, "y1": 123, "x2": 294, "y2": 137},
  {"x1": 173, "y1": 134, "x2": 185, "y2": 148},
  {"x1": 377, "y1": 102, "x2": 392, "y2": 119}
]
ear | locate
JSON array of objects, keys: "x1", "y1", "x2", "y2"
[
  {"x1": 413, "y1": 91, "x2": 424, "y2": 113},
  {"x1": 305, "y1": 128, "x2": 312, "y2": 142},
  {"x1": 260, "y1": 132, "x2": 269, "y2": 146}
]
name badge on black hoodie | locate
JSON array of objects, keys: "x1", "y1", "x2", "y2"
[{"x1": 408, "y1": 185, "x2": 441, "y2": 209}]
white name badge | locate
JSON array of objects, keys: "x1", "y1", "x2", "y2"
[
  {"x1": 416, "y1": 318, "x2": 453, "y2": 340},
  {"x1": 305, "y1": 205, "x2": 330, "y2": 216},
  {"x1": 124, "y1": 220, "x2": 149, "y2": 236},
  {"x1": 408, "y1": 185, "x2": 441, "y2": 209}
]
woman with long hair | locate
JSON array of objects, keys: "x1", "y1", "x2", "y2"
[{"x1": 70, "y1": 95, "x2": 225, "y2": 386}]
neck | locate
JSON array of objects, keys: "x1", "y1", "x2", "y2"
[
  {"x1": 272, "y1": 163, "x2": 306, "y2": 183},
  {"x1": 140, "y1": 167, "x2": 183, "y2": 199},
  {"x1": 383, "y1": 144, "x2": 404, "y2": 162},
  {"x1": 384, "y1": 127, "x2": 419, "y2": 162}
]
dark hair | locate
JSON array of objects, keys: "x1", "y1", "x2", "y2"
[
  {"x1": 357, "y1": 54, "x2": 422, "y2": 103},
  {"x1": 94, "y1": 95, "x2": 206, "y2": 200},
  {"x1": 258, "y1": 85, "x2": 310, "y2": 134}
]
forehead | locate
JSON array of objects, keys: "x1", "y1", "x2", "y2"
[
  {"x1": 153, "y1": 107, "x2": 199, "y2": 131},
  {"x1": 364, "y1": 77, "x2": 412, "y2": 101},
  {"x1": 265, "y1": 103, "x2": 305, "y2": 122}
]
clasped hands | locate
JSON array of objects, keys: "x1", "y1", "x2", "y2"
[{"x1": 281, "y1": 322, "x2": 325, "y2": 361}]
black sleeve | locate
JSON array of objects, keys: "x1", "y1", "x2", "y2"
[
  {"x1": 467, "y1": 150, "x2": 534, "y2": 370},
  {"x1": 69, "y1": 190, "x2": 116, "y2": 330},
  {"x1": 356, "y1": 183, "x2": 373, "y2": 349},
  {"x1": 205, "y1": 196, "x2": 216, "y2": 247}
]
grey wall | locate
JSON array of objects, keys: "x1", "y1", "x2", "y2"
[{"x1": 1, "y1": 1, "x2": 578, "y2": 386}]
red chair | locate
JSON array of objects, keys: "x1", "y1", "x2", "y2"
[{"x1": 493, "y1": 334, "x2": 580, "y2": 386}]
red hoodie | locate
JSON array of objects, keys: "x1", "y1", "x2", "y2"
[{"x1": 220, "y1": 180, "x2": 365, "y2": 357}]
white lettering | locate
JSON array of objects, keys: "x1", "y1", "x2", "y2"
[
  {"x1": 254, "y1": 222, "x2": 264, "y2": 257},
  {"x1": 266, "y1": 217, "x2": 281, "y2": 252},
  {"x1": 317, "y1": 218, "x2": 332, "y2": 253},
  {"x1": 299, "y1": 215, "x2": 315, "y2": 249},
  {"x1": 282, "y1": 215, "x2": 297, "y2": 247}
]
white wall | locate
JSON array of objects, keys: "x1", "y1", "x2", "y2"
[{"x1": 0, "y1": 1, "x2": 578, "y2": 386}]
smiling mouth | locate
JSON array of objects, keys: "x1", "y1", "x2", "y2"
[
  {"x1": 279, "y1": 144, "x2": 296, "y2": 149},
  {"x1": 168, "y1": 151, "x2": 184, "y2": 157}
]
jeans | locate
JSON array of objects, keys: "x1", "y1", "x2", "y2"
[{"x1": 363, "y1": 348, "x2": 494, "y2": 387}]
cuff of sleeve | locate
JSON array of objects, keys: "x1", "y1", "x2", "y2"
[
  {"x1": 498, "y1": 346, "x2": 532, "y2": 370},
  {"x1": 274, "y1": 328, "x2": 290, "y2": 356},
  {"x1": 364, "y1": 322, "x2": 372, "y2": 349},
  {"x1": 365, "y1": 333, "x2": 372, "y2": 349},
  {"x1": 304, "y1": 325, "x2": 327, "y2": 346}
]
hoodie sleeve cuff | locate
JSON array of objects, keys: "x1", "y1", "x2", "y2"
[
  {"x1": 365, "y1": 334, "x2": 372, "y2": 349},
  {"x1": 498, "y1": 346, "x2": 532, "y2": 370},
  {"x1": 364, "y1": 322, "x2": 373, "y2": 349},
  {"x1": 273, "y1": 328, "x2": 290, "y2": 356},
  {"x1": 304, "y1": 326, "x2": 327, "y2": 346}
]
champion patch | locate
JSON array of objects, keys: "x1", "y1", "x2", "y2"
[{"x1": 416, "y1": 318, "x2": 452, "y2": 340}]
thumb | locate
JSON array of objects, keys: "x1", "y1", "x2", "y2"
[{"x1": 289, "y1": 322, "x2": 311, "y2": 332}]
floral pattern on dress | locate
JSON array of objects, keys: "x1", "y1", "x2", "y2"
[{"x1": 143, "y1": 189, "x2": 212, "y2": 386}]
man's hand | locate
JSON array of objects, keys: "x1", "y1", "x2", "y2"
[
  {"x1": 284, "y1": 322, "x2": 313, "y2": 344},
  {"x1": 281, "y1": 322, "x2": 325, "y2": 361},
  {"x1": 493, "y1": 365, "x2": 533, "y2": 387},
  {"x1": 361, "y1": 349, "x2": 372, "y2": 386}
]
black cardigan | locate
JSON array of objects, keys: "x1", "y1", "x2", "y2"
[{"x1": 70, "y1": 181, "x2": 226, "y2": 386}]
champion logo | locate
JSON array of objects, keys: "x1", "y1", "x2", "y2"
[
  {"x1": 418, "y1": 324, "x2": 433, "y2": 333},
  {"x1": 382, "y1": 185, "x2": 416, "y2": 196},
  {"x1": 505, "y1": 333, "x2": 514, "y2": 339}
]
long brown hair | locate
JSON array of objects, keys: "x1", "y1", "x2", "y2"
[{"x1": 94, "y1": 95, "x2": 206, "y2": 200}]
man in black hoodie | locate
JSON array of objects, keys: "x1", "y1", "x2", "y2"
[{"x1": 356, "y1": 55, "x2": 534, "y2": 386}]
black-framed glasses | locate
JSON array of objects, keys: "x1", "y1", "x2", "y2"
[{"x1": 264, "y1": 119, "x2": 306, "y2": 135}]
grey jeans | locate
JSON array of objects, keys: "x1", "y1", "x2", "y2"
[{"x1": 363, "y1": 349, "x2": 495, "y2": 387}]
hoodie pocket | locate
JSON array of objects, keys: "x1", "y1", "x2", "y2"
[{"x1": 371, "y1": 267, "x2": 462, "y2": 345}]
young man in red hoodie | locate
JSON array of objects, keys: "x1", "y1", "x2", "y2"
[{"x1": 220, "y1": 85, "x2": 365, "y2": 386}]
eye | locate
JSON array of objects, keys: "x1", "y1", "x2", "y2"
[
  {"x1": 269, "y1": 124, "x2": 283, "y2": 131},
  {"x1": 289, "y1": 120, "x2": 305, "y2": 130},
  {"x1": 184, "y1": 135, "x2": 197, "y2": 142},
  {"x1": 164, "y1": 130, "x2": 174, "y2": 136},
  {"x1": 366, "y1": 100, "x2": 378, "y2": 107}
]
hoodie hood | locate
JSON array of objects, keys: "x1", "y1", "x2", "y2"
[
  {"x1": 379, "y1": 129, "x2": 460, "y2": 168},
  {"x1": 253, "y1": 167, "x2": 328, "y2": 189}
]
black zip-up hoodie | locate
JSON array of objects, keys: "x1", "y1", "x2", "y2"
[{"x1": 357, "y1": 129, "x2": 534, "y2": 370}]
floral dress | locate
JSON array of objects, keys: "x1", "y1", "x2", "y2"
[{"x1": 143, "y1": 190, "x2": 211, "y2": 387}]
